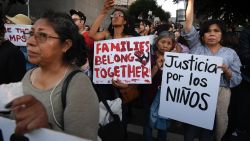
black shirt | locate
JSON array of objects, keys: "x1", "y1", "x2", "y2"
[{"x1": 0, "y1": 40, "x2": 26, "y2": 84}]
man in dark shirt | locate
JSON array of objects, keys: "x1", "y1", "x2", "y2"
[{"x1": 0, "y1": 18, "x2": 26, "y2": 84}]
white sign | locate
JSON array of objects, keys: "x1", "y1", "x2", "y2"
[
  {"x1": 0, "y1": 82, "x2": 23, "y2": 111},
  {"x1": 158, "y1": 52, "x2": 223, "y2": 130},
  {"x1": 93, "y1": 36, "x2": 154, "y2": 84},
  {"x1": 0, "y1": 117, "x2": 90, "y2": 141},
  {"x1": 4, "y1": 24, "x2": 32, "y2": 46}
]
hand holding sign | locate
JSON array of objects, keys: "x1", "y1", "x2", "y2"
[
  {"x1": 217, "y1": 64, "x2": 232, "y2": 80},
  {"x1": 5, "y1": 95, "x2": 50, "y2": 135},
  {"x1": 112, "y1": 78, "x2": 128, "y2": 89}
]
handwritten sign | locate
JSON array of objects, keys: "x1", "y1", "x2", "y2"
[
  {"x1": 0, "y1": 117, "x2": 90, "y2": 141},
  {"x1": 93, "y1": 36, "x2": 154, "y2": 84},
  {"x1": 158, "y1": 52, "x2": 222, "y2": 130},
  {"x1": 4, "y1": 24, "x2": 32, "y2": 46}
]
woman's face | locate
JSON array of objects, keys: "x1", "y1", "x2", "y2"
[
  {"x1": 203, "y1": 24, "x2": 222, "y2": 46},
  {"x1": 72, "y1": 14, "x2": 84, "y2": 31},
  {"x1": 26, "y1": 19, "x2": 66, "y2": 66},
  {"x1": 139, "y1": 21, "x2": 145, "y2": 31},
  {"x1": 157, "y1": 37, "x2": 174, "y2": 54},
  {"x1": 111, "y1": 11, "x2": 126, "y2": 27}
]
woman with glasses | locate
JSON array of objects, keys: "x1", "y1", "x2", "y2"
[
  {"x1": 89, "y1": 0, "x2": 136, "y2": 139},
  {"x1": 89, "y1": 0, "x2": 131, "y2": 40},
  {"x1": 182, "y1": 0, "x2": 242, "y2": 141},
  {"x1": 5, "y1": 11, "x2": 99, "y2": 140}
]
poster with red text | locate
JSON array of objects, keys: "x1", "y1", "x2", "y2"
[
  {"x1": 93, "y1": 35, "x2": 154, "y2": 84},
  {"x1": 4, "y1": 24, "x2": 32, "y2": 46}
]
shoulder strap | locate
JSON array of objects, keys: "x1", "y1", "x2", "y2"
[
  {"x1": 61, "y1": 69, "x2": 82, "y2": 130},
  {"x1": 61, "y1": 69, "x2": 82, "y2": 110}
]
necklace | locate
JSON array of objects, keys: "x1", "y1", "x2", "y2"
[{"x1": 49, "y1": 66, "x2": 69, "y2": 128}]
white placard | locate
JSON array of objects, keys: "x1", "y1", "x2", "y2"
[
  {"x1": 93, "y1": 35, "x2": 154, "y2": 84},
  {"x1": 4, "y1": 24, "x2": 32, "y2": 46},
  {"x1": 159, "y1": 52, "x2": 223, "y2": 130},
  {"x1": 0, "y1": 82, "x2": 23, "y2": 111},
  {"x1": 0, "y1": 117, "x2": 90, "y2": 141}
]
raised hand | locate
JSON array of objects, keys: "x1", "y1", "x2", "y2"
[{"x1": 102, "y1": 0, "x2": 115, "y2": 14}]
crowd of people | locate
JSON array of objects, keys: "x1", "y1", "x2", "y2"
[{"x1": 0, "y1": 0, "x2": 249, "y2": 141}]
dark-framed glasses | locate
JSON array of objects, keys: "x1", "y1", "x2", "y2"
[{"x1": 23, "y1": 31, "x2": 60, "y2": 43}]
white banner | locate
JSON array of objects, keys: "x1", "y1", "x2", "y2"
[
  {"x1": 159, "y1": 52, "x2": 223, "y2": 130},
  {"x1": 0, "y1": 117, "x2": 90, "y2": 141},
  {"x1": 93, "y1": 35, "x2": 154, "y2": 84},
  {"x1": 4, "y1": 24, "x2": 32, "y2": 46}
]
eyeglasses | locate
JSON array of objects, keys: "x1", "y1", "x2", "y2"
[
  {"x1": 24, "y1": 31, "x2": 60, "y2": 43},
  {"x1": 110, "y1": 13, "x2": 124, "y2": 18}
]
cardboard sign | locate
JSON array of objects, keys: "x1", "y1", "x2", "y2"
[
  {"x1": 4, "y1": 24, "x2": 32, "y2": 46},
  {"x1": 0, "y1": 117, "x2": 90, "y2": 141},
  {"x1": 93, "y1": 36, "x2": 154, "y2": 84},
  {"x1": 158, "y1": 52, "x2": 223, "y2": 130}
]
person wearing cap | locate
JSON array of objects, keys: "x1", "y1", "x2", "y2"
[
  {"x1": 5, "y1": 13, "x2": 36, "y2": 71},
  {"x1": 70, "y1": 9, "x2": 94, "y2": 78},
  {"x1": 70, "y1": 9, "x2": 94, "y2": 49},
  {"x1": 0, "y1": 17, "x2": 26, "y2": 84}
]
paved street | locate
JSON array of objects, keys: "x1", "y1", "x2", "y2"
[{"x1": 126, "y1": 99, "x2": 190, "y2": 141}]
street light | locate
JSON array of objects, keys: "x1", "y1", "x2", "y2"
[{"x1": 176, "y1": 0, "x2": 186, "y2": 22}]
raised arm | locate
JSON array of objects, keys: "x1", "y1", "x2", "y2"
[
  {"x1": 89, "y1": 0, "x2": 114, "y2": 41},
  {"x1": 184, "y1": 0, "x2": 194, "y2": 33}
]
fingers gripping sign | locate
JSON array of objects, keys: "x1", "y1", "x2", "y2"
[{"x1": 5, "y1": 95, "x2": 50, "y2": 135}]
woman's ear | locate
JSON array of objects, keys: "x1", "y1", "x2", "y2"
[{"x1": 62, "y1": 39, "x2": 72, "y2": 53}]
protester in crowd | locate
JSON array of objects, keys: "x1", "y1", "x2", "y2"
[
  {"x1": 5, "y1": 13, "x2": 36, "y2": 71},
  {"x1": 89, "y1": 0, "x2": 136, "y2": 139},
  {"x1": 141, "y1": 31, "x2": 181, "y2": 141},
  {"x1": 182, "y1": 0, "x2": 242, "y2": 141},
  {"x1": 0, "y1": 17, "x2": 26, "y2": 84},
  {"x1": 69, "y1": 9, "x2": 93, "y2": 77},
  {"x1": 3, "y1": 11, "x2": 99, "y2": 140},
  {"x1": 137, "y1": 20, "x2": 151, "y2": 36},
  {"x1": 70, "y1": 9, "x2": 94, "y2": 49},
  {"x1": 154, "y1": 23, "x2": 186, "y2": 53}
]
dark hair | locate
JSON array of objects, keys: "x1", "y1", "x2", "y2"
[
  {"x1": 40, "y1": 10, "x2": 87, "y2": 66},
  {"x1": 199, "y1": 19, "x2": 226, "y2": 45},
  {"x1": 221, "y1": 31, "x2": 239, "y2": 49},
  {"x1": 140, "y1": 19, "x2": 151, "y2": 27},
  {"x1": 108, "y1": 9, "x2": 130, "y2": 37},
  {"x1": 155, "y1": 23, "x2": 173, "y2": 35}
]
